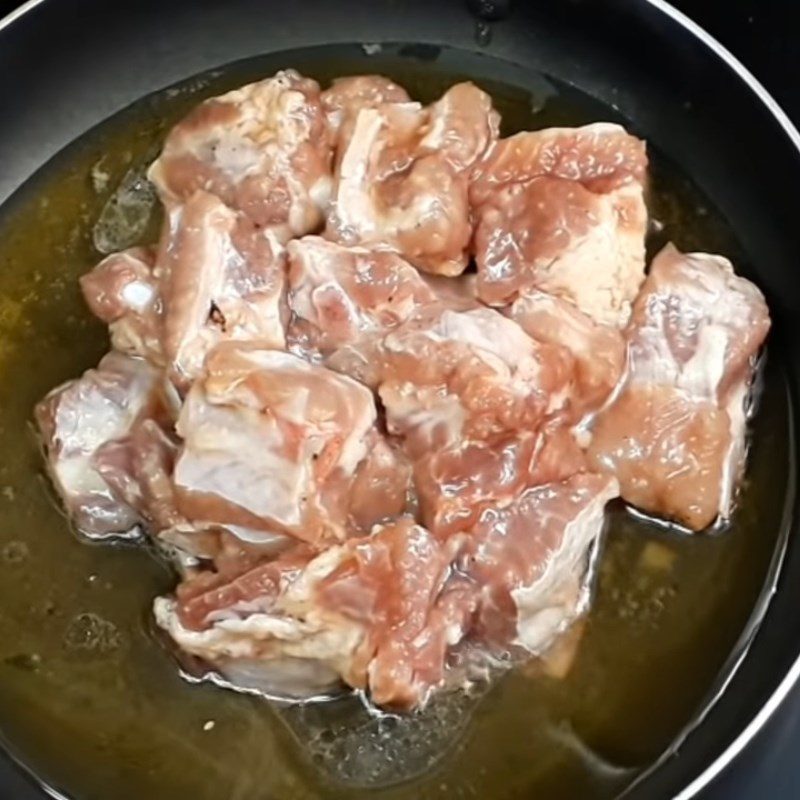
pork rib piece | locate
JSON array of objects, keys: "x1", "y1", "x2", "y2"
[
  {"x1": 172, "y1": 342, "x2": 408, "y2": 545},
  {"x1": 155, "y1": 518, "x2": 473, "y2": 709},
  {"x1": 509, "y1": 290, "x2": 627, "y2": 420},
  {"x1": 35, "y1": 352, "x2": 165, "y2": 538},
  {"x1": 415, "y1": 426, "x2": 587, "y2": 540},
  {"x1": 321, "y1": 75, "x2": 410, "y2": 139},
  {"x1": 327, "y1": 82, "x2": 499, "y2": 276},
  {"x1": 471, "y1": 123, "x2": 648, "y2": 325},
  {"x1": 148, "y1": 70, "x2": 332, "y2": 238},
  {"x1": 286, "y1": 235, "x2": 436, "y2": 362},
  {"x1": 588, "y1": 244, "x2": 770, "y2": 530},
  {"x1": 156, "y1": 467, "x2": 616, "y2": 708},
  {"x1": 156, "y1": 191, "x2": 286, "y2": 383},
  {"x1": 79, "y1": 247, "x2": 162, "y2": 363},
  {"x1": 80, "y1": 192, "x2": 287, "y2": 384},
  {"x1": 462, "y1": 473, "x2": 618, "y2": 654},
  {"x1": 378, "y1": 306, "x2": 573, "y2": 457}
]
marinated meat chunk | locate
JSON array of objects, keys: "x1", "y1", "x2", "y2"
[
  {"x1": 156, "y1": 519, "x2": 472, "y2": 708},
  {"x1": 589, "y1": 386, "x2": 732, "y2": 531},
  {"x1": 94, "y1": 418, "x2": 182, "y2": 533},
  {"x1": 378, "y1": 307, "x2": 573, "y2": 456},
  {"x1": 327, "y1": 83, "x2": 499, "y2": 275},
  {"x1": 509, "y1": 290, "x2": 626, "y2": 419},
  {"x1": 588, "y1": 244, "x2": 771, "y2": 530},
  {"x1": 471, "y1": 123, "x2": 648, "y2": 324},
  {"x1": 148, "y1": 70, "x2": 332, "y2": 237},
  {"x1": 172, "y1": 343, "x2": 378, "y2": 545},
  {"x1": 286, "y1": 235, "x2": 436, "y2": 359},
  {"x1": 157, "y1": 191, "x2": 286, "y2": 383},
  {"x1": 416, "y1": 427, "x2": 586, "y2": 539},
  {"x1": 35, "y1": 352, "x2": 164, "y2": 537},
  {"x1": 321, "y1": 75, "x2": 410, "y2": 138},
  {"x1": 461, "y1": 473, "x2": 618, "y2": 652},
  {"x1": 316, "y1": 520, "x2": 469, "y2": 708},
  {"x1": 79, "y1": 247, "x2": 162, "y2": 363}
]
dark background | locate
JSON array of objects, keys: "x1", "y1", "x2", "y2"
[{"x1": 0, "y1": 1, "x2": 798, "y2": 798}]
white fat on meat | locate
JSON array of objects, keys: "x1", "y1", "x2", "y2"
[
  {"x1": 154, "y1": 545, "x2": 362, "y2": 699},
  {"x1": 509, "y1": 479, "x2": 613, "y2": 652},
  {"x1": 148, "y1": 70, "x2": 333, "y2": 238},
  {"x1": 327, "y1": 83, "x2": 499, "y2": 276},
  {"x1": 34, "y1": 352, "x2": 162, "y2": 538},
  {"x1": 471, "y1": 123, "x2": 648, "y2": 325},
  {"x1": 173, "y1": 343, "x2": 377, "y2": 544},
  {"x1": 588, "y1": 243, "x2": 770, "y2": 530}
]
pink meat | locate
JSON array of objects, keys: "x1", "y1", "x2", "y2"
[
  {"x1": 471, "y1": 123, "x2": 648, "y2": 325},
  {"x1": 509, "y1": 290, "x2": 627, "y2": 419},
  {"x1": 462, "y1": 473, "x2": 618, "y2": 652},
  {"x1": 157, "y1": 191, "x2": 286, "y2": 384},
  {"x1": 588, "y1": 244, "x2": 771, "y2": 530},
  {"x1": 79, "y1": 247, "x2": 162, "y2": 364},
  {"x1": 321, "y1": 74, "x2": 410, "y2": 139},
  {"x1": 148, "y1": 70, "x2": 333, "y2": 238},
  {"x1": 327, "y1": 83, "x2": 499, "y2": 275},
  {"x1": 416, "y1": 426, "x2": 587, "y2": 540},
  {"x1": 378, "y1": 306, "x2": 574, "y2": 457},
  {"x1": 35, "y1": 352, "x2": 165, "y2": 537},
  {"x1": 172, "y1": 342, "x2": 380, "y2": 545},
  {"x1": 157, "y1": 519, "x2": 473, "y2": 708},
  {"x1": 286, "y1": 235, "x2": 436, "y2": 361}
]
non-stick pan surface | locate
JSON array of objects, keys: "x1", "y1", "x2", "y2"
[{"x1": 1, "y1": 1, "x2": 800, "y2": 798}]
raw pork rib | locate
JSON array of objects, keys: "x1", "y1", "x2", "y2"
[
  {"x1": 462, "y1": 473, "x2": 618, "y2": 653},
  {"x1": 157, "y1": 191, "x2": 286, "y2": 382},
  {"x1": 321, "y1": 75, "x2": 410, "y2": 138},
  {"x1": 471, "y1": 123, "x2": 648, "y2": 325},
  {"x1": 172, "y1": 342, "x2": 403, "y2": 545},
  {"x1": 588, "y1": 244, "x2": 770, "y2": 530},
  {"x1": 80, "y1": 192, "x2": 287, "y2": 384},
  {"x1": 415, "y1": 426, "x2": 587, "y2": 540},
  {"x1": 79, "y1": 247, "x2": 162, "y2": 362},
  {"x1": 509, "y1": 290, "x2": 626, "y2": 419},
  {"x1": 378, "y1": 306, "x2": 573, "y2": 456},
  {"x1": 285, "y1": 235, "x2": 436, "y2": 364},
  {"x1": 35, "y1": 352, "x2": 165, "y2": 537},
  {"x1": 327, "y1": 83, "x2": 499, "y2": 275},
  {"x1": 155, "y1": 518, "x2": 472, "y2": 708},
  {"x1": 156, "y1": 472, "x2": 616, "y2": 708},
  {"x1": 148, "y1": 70, "x2": 332, "y2": 238}
]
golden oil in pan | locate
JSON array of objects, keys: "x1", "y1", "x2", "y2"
[{"x1": 0, "y1": 47, "x2": 792, "y2": 800}]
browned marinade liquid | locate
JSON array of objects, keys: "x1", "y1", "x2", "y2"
[{"x1": 0, "y1": 46, "x2": 792, "y2": 800}]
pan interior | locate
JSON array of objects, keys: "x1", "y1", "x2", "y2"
[{"x1": 0, "y1": 45, "x2": 792, "y2": 800}]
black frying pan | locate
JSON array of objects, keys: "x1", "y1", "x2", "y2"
[{"x1": 1, "y1": 1, "x2": 799, "y2": 798}]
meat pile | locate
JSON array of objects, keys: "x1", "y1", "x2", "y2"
[{"x1": 36, "y1": 71, "x2": 771, "y2": 711}]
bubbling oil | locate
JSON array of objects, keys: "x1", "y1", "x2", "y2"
[{"x1": 0, "y1": 45, "x2": 792, "y2": 800}]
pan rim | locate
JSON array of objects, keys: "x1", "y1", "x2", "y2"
[{"x1": 1, "y1": 1, "x2": 800, "y2": 799}]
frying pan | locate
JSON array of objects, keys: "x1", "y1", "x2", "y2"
[{"x1": 1, "y1": 0, "x2": 799, "y2": 798}]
